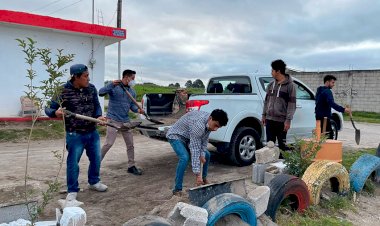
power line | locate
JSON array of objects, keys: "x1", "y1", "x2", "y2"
[
  {"x1": 47, "y1": 0, "x2": 85, "y2": 16},
  {"x1": 31, "y1": 0, "x2": 63, "y2": 13}
]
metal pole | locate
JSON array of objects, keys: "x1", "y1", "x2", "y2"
[{"x1": 117, "y1": 0, "x2": 122, "y2": 79}]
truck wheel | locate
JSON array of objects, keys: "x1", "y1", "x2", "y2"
[
  {"x1": 229, "y1": 127, "x2": 262, "y2": 166},
  {"x1": 331, "y1": 120, "x2": 338, "y2": 140}
]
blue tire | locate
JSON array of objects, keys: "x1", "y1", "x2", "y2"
[
  {"x1": 202, "y1": 193, "x2": 257, "y2": 226},
  {"x1": 349, "y1": 154, "x2": 380, "y2": 192}
]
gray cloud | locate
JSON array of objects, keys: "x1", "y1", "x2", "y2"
[{"x1": 3, "y1": 0, "x2": 380, "y2": 86}]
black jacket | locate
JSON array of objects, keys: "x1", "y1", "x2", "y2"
[{"x1": 315, "y1": 86, "x2": 344, "y2": 119}]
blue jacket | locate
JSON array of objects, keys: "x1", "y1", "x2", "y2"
[
  {"x1": 315, "y1": 86, "x2": 345, "y2": 119},
  {"x1": 99, "y1": 82, "x2": 139, "y2": 122},
  {"x1": 45, "y1": 81, "x2": 102, "y2": 132}
]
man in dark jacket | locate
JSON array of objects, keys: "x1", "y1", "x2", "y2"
[
  {"x1": 262, "y1": 59, "x2": 297, "y2": 152},
  {"x1": 45, "y1": 64, "x2": 107, "y2": 203},
  {"x1": 315, "y1": 75, "x2": 351, "y2": 139}
]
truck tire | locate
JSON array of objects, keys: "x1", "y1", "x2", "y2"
[
  {"x1": 229, "y1": 127, "x2": 262, "y2": 166},
  {"x1": 330, "y1": 119, "x2": 338, "y2": 140}
]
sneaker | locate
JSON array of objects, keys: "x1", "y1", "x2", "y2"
[
  {"x1": 66, "y1": 192, "x2": 78, "y2": 201},
  {"x1": 172, "y1": 190, "x2": 183, "y2": 197},
  {"x1": 128, "y1": 166, "x2": 143, "y2": 176},
  {"x1": 88, "y1": 182, "x2": 108, "y2": 192}
]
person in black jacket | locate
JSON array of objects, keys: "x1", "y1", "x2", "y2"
[
  {"x1": 315, "y1": 75, "x2": 351, "y2": 139},
  {"x1": 45, "y1": 64, "x2": 107, "y2": 203}
]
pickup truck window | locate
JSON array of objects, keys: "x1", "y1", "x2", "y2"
[
  {"x1": 207, "y1": 76, "x2": 254, "y2": 94},
  {"x1": 259, "y1": 77, "x2": 315, "y2": 100}
]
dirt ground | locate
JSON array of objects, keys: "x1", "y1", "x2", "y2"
[{"x1": 0, "y1": 121, "x2": 379, "y2": 225}]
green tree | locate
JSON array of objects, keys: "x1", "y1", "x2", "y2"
[
  {"x1": 185, "y1": 80, "x2": 192, "y2": 88},
  {"x1": 192, "y1": 79, "x2": 205, "y2": 88},
  {"x1": 174, "y1": 82, "x2": 180, "y2": 88}
]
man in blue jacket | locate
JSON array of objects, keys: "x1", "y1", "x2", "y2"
[
  {"x1": 45, "y1": 64, "x2": 107, "y2": 203},
  {"x1": 99, "y1": 69, "x2": 144, "y2": 175},
  {"x1": 315, "y1": 75, "x2": 351, "y2": 139}
]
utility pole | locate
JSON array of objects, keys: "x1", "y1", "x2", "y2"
[{"x1": 117, "y1": 0, "x2": 122, "y2": 79}]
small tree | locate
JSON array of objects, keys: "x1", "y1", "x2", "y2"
[
  {"x1": 282, "y1": 133, "x2": 326, "y2": 177},
  {"x1": 174, "y1": 82, "x2": 180, "y2": 88},
  {"x1": 17, "y1": 37, "x2": 74, "y2": 224}
]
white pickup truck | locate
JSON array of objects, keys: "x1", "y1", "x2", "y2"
[{"x1": 138, "y1": 74, "x2": 343, "y2": 166}]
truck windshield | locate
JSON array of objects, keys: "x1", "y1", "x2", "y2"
[{"x1": 207, "y1": 76, "x2": 253, "y2": 94}]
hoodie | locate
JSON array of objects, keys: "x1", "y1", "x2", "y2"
[
  {"x1": 315, "y1": 86, "x2": 345, "y2": 119},
  {"x1": 262, "y1": 74, "x2": 297, "y2": 123}
]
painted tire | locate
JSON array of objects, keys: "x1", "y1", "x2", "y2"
[
  {"x1": 349, "y1": 154, "x2": 380, "y2": 192},
  {"x1": 302, "y1": 160, "x2": 349, "y2": 205},
  {"x1": 123, "y1": 215, "x2": 172, "y2": 226},
  {"x1": 265, "y1": 174, "x2": 310, "y2": 221},
  {"x1": 202, "y1": 193, "x2": 257, "y2": 226}
]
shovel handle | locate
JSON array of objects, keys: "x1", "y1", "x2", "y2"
[
  {"x1": 63, "y1": 110, "x2": 120, "y2": 129},
  {"x1": 119, "y1": 84, "x2": 143, "y2": 111}
]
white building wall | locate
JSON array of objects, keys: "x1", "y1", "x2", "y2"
[{"x1": 0, "y1": 25, "x2": 108, "y2": 117}]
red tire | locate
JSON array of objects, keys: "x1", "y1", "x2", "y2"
[{"x1": 265, "y1": 174, "x2": 310, "y2": 221}]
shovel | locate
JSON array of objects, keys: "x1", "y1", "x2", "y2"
[
  {"x1": 63, "y1": 110, "x2": 141, "y2": 130},
  {"x1": 119, "y1": 84, "x2": 164, "y2": 125},
  {"x1": 349, "y1": 112, "x2": 360, "y2": 145}
]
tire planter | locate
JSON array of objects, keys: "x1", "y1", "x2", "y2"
[
  {"x1": 302, "y1": 160, "x2": 349, "y2": 205},
  {"x1": 265, "y1": 174, "x2": 310, "y2": 221},
  {"x1": 349, "y1": 154, "x2": 380, "y2": 192},
  {"x1": 202, "y1": 193, "x2": 257, "y2": 226}
]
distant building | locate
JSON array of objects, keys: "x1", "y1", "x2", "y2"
[{"x1": 0, "y1": 10, "x2": 126, "y2": 117}]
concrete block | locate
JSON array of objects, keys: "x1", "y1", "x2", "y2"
[
  {"x1": 59, "y1": 207, "x2": 86, "y2": 226},
  {"x1": 247, "y1": 186, "x2": 270, "y2": 217},
  {"x1": 0, "y1": 201, "x2": 36, "y2": 223},
  {"x1": 264, "y1": 171, "x2": 280, "y2": 186},
  {"x1": 168, "y1": 202, "x2": 208, "y2": 226},
  {"x1": 255, "y1": 141, "x2": 280, "y2": 164},
  {"x1": 269, "y1": 160, "x2": 287, "y2": 174},
  {"x1": 257, "y1": 214, "x2": 278, "y2": 226},
  {"x1": 252, "y1": 163, "x2": 268, "y2": 184}
]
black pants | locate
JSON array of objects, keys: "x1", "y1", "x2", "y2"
[
  {"x1": 317, "y1": 117, "x2": 334, "y2": 139},
  {"x1": 266, "y1": 120, "x2": 288, "y2": 151}
]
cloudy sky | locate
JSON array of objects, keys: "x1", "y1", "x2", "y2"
[{"x1": 2, "y1": 0, "x2": 380, "y2": 86}]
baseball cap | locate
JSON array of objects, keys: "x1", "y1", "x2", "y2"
[{"x1": 70, "y1": 64, "x2": 88, "y2": 76}]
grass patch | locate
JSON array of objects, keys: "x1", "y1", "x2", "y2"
[
  {"x1": 0, "y1": 120, "x2": 65, "y2": 142},
  {"x1": 277, "y1": 205, "x2": 352, "y2": 226},
  {"x1": 342, "y1": 148, "x2": 376, "y2": 170},
  {"x1": 343, "y1": 111, "x2": 380, "y2": 124},
  {"x1": 134, "y1": 84, "x2": 204, "y2": 101}
]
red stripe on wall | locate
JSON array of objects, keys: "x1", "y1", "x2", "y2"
[{"x1": 0, "y1": 10, "x2": 126, "y2": 39}]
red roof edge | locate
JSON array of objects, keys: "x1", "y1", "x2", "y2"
[{"x1": 0, "y1": 10, "x2": 126, "y2": 39}]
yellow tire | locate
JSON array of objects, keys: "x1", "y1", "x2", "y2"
[{"x1": 302, "y1": 160, "x2": 349, "y2": 205}]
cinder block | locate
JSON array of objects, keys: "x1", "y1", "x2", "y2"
[
  {"x1": 60, "y1": 207, "x2": 86, "y2": 226},
  {"x1": 247, "y1": 186, "x2": 270, "y2": 217},
  {"x1": 264, "y1": 171, "x2": 279, "y2": 186},
  {"x1": 269, "y1": 160, "x2": 287, "y2": 174},
  {"x1": 168, "y1": 202, "x2": 208, "y2": 226},
  {"x1": 252, "y1": 163, "x2": 268, "y2": 184},
  {"x1": 255, "y1": 141, "x2": 280, "y2": 164}
]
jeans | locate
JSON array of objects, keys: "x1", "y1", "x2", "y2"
[
  {"x1": 66, "y1": 130, "x2": 101, "y2": 192},
  {"x1": 168, "y1": 139, "x2": 210, "y2": 192},
  {"x1": 266, "y1": 120, "x2": 289, "y2": 151},
  {"x1": 101, "y1": 119, "x2": 135, "y2": 167}
]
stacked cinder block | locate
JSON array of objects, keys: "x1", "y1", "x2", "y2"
[{"x1": 252, "y1": 141, "x2": 280, "y2": 184}]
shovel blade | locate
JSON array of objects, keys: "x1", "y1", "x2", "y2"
[
  {"x1": 188, "y1": 178, "x2": 246, "y2": 207},
  {"x1": 355, "y1": 129, "x2": 360, "y2": 145}
]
